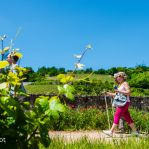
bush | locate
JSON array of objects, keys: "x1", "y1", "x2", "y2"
[
  {"x1": 129, "y1": 72, "x2": 149, "y2": 89},
  {"x1": 131, "y1": 88, "x2": 149, "y2": 96},
  {"x1": 48, "y1": 107, "x2": 149, "y2": 133},
  {"x1": 48, "y1": 107, "x2": 109, "y2": 130},
  {"x1": 73, "y1": 79, "x2": 113, "y2": 96}
]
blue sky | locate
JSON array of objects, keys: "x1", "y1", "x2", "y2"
[{"x1": 0, "y1": 0, "x2": 149, "y2": 71}]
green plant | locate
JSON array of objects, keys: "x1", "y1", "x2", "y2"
[
  {"x1": 0, "y1": 68, "x2": 66, "y2": 148},
  {"x1": 39, "y1": 137, "x2": 149, "y2": 149},
  {"x1": 0, "y1": 42, "x2": 92, "y2": 148},
  {"x1": 0, "y1": 44, "x2": 68, "y2": 148},
  {"x1": 129, "y1": 72, "x2": 149, "y2": 89},
  {"x1": 46, "y1": 107, "x2": 149, "y2": 133}
]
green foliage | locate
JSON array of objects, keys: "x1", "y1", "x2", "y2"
[
  {"x1": 26, "y1": 65, "x2": 149, "y2": 78},
  {"x1": 131, "y1": 88, "x2": 149, "y2": 96},
  {"x1": 0, "y1": 89, "x2": 66, "y2": 148},
  {"x1": 39, "y1": 137, "x2": 149, "y2": 149},
  {"x1": 73, "y1": 79, "x2": 113, "y2": 96},
  {"x1": 25, "y1": 85, "x2": 58, "y2": 95},
  {"x1": 74, "y1": 74, "x2": 114, "y2": 82},
  {"x1": 57, "y1": 74, "x2": 75, "y2": 100},
  {"x1": 47, "y1": 107, "x2": 149, "y2": 133},
  {"x1": 129, "y1": 109, "x2": 149, "y2": 133},
  {"x1": 48, "y1": 107, "x2": 107, "y2": 130},
  {"x1": 134, "y1": 65, "x2": 149, "y2": 73},
  {"x1": 25, "y1": 71, "x2": 149, "y2": 96},
  {"x1": 25, "y1": 74, "x2": 114, "y2": 95},
  {"x1": 37, "y1": 66, "x2": 66, "y2": 77},
  {"x1": 0, "y1": 61, "x2": 9, "y2": 68},
  {"x1": 0, "y1": 63, "x2": 68, "y2": 148},
  {"x1": 0, "y1": 42, "x2": 95, "y2": 148},
  {"x1": 129, "y1": 72, "x2": 149, "y2": 89},
  {"x1": 31, "y1": 80, "x2": 57, "y2": 85},
  {"x1": 0, "y1": 44, "x2": 94, "y2": 148}
]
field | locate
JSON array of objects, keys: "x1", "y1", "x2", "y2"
[
  {"x1": 63, "y1": 74, "x2": 113, "y2": 82},
  {"x1": 25, "y1": 84, "x2": 58, "y2": 94},
  {"x1": 25, "y1": 74, "x2": 113, "y2": 94},
  {"x1": 25, "y1": 73, "x2": 149, "y2": 96},
  {"x1": 46, "y1": 74, "x2": 114, "y2": 82}
]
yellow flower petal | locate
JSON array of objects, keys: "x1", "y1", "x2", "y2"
[
  {"x1": 0, "y1": 61, "x2": 9, "y2": 69},
  {"x1": 14, "y1": 52, "x2": 23, "y2": 58}
]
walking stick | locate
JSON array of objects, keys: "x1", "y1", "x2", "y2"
[
  {"x1": 110, "y1": 97, "x2": 114, "y2": 116},
  {"x1": 104, "y1": 95, "x2": 110, "y2": 129}
]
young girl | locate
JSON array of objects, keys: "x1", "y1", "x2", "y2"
[{"x1": 103, "y1": 72, "x2": 138, "y2": 136}]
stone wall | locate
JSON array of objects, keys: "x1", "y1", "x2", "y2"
[{"x1": 25, "y1": 94, "x2": 149, "y2": 111}]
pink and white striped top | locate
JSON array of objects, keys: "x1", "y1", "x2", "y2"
[{"x1": 118, "y1": 82, "x2": 130, "y2": 102}]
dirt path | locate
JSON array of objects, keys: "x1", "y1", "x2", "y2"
[{"x1": 48, "y1": 130, "x2": 148, "y2": 143}]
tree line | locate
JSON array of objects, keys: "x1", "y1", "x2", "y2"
[{"x1": 24, "y1": 65, "x2": 149, "y2": 82}]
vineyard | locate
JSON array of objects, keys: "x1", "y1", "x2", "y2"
[{"x1": 25, "y1": 73, "x2": 149, "y2": 96}]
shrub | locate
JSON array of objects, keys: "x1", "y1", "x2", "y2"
[
  {"x1": 129, "y1": 72, "x2": 149, "y2": 89},
  {"x1": 48, "y1": 107, "x2": 149, "y2": 133}
]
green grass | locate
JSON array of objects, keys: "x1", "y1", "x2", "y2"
[
  {"x1": 25, "y1": 85, "x2": 58, "y2": 94},
  {"x1": 25, "y1": 74, "x2": 114, "y2": 94},
  {"x1": 74, "y1": 74, "x2": 114, "y2": 82},
  {"x1": 25, "y1": 74, "x2": 149, "y2": 96},
  {"x1": 47, "y1": 74, "x2": 114, "y2": 82},
  {"x1": 39, "y1": 137, "x2": 149, "y2": 149}
]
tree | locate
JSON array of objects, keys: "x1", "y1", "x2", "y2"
[
  {"x1": 85, "y1": 67, "x2": 93, "y2": 73},
  {"x1": 24, "y1": 67, "x2": 35, "y2": 81},
  {"x1": 107, "y1": 67, "x2": 118, "y2": 75},
  {"x1": 129, "y1": 72, "x2": 149, "y2": 89},
  {"x1": 58, "y1": 67, "x2": 66, "y2": 74},
  {"x1": 134, "y1": 65, "x2": 149, "y2": 73},
  {"x1": 37, "y1": 66, "x2": 47, "y2": 76},
  {"x1": 48, "y1": 66, "x2": 58, "y2": 76},
  {"x1": 95, "y1": 68, "x2": 106, "y2": 74}
]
